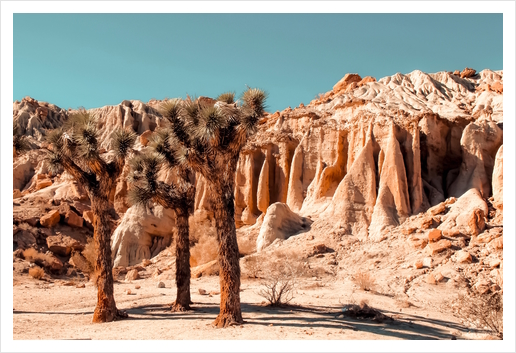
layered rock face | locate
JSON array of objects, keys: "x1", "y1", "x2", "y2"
[
  {"x1": 233, "y1": 68, "x2": 503, "y2": 243},
  {"x1": 13, "y1": 67, "x2": 504, "y2": 266}
]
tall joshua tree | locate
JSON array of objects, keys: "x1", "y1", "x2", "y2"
[
  {"x1": 158, "y1": 89, "x2": 267, "y2": 327},
  {"x1": 127, "y1": 125, "x2": 196, "y2": 311},
  {"x1": 46, "y1": 111, "x2": 136, "y2": 323}
]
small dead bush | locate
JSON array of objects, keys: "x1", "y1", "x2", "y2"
[
  {"x1": 29, "y1": 266, "x2": 45, "y2": 280},
  {"x1": 450, "y1": 290, "x2": 503, "y2": 339},
  {"x1": 23, "y1": 248, "x2": 52, "y2": 267},
  {"x1": 242, "y1": 255, "x2": 261, "y2": 278},
  {"x1": 353, "y1": 271, "x2": 376, "y2": 291},
  {"x1": 81, "y1": 237, "x2": 96, "y2": 270},
  {"x1": 258, "y1": 254, "x2": 301, "y2": 306}
]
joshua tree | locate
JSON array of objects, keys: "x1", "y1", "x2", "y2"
[
  {"x1": 13, "y1": 125, "x2": 31, "y2": 156},
  {"x1": 158, "y1": 89, "x2": 267, "y2": 327},
  {"x1": 46, "y1": 111, "x2": 136, "y2": 323},
  {"x1": 127, "y1": 129, "x2": 196, "y2": 311}
]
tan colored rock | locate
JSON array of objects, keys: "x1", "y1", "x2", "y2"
[
  {"x1": 488, "y1": 236, "x2": 503, "y2": 251},
  {"x1": 64, "y1": 210, "x2": 83, "y2": 228},
  {"x1": 414, "y1": 260, "x2": 423, "y2": 269},
  {"x1": 438, "y1": 188, "x2": 488, "y2": 237},
  {"x1": 369, "y1": 124, "x2": 411, "y2": 241},
  {"x1": 13, "y1": 189, "x2": 22, "y2": 199},
  {"x1": 125, "y1": 269, "x2": 140, "y2": 281},
  {"x1": 256, "y1": 156, "x2": 270, "y2": 214},
  {"x1": 460, "y1": 67, "x2": 476, "y2": 78},
  {"x1": 492, "y1": 145, "x2": 503, "y2": 209},
  {"x1": 35, "y1": 178, "x2": 52, "y2": 190},
  {"x1": 455, "y1": 250, "x2": 472, "y2": 263},
  {"x1": 426, "y1": 274, "x2": 436, "y2": 285},
  {"x1": 157, "y1": 281, "x2": 165, "y2": 288},
  {"x1": 427, "y1": 202, "x2": 446, "y2": 216},
  {"x1": 13, "y1": 230, "x2": 37, "y2": 249},
  {"x1": 191, "y1": 260, "x2": 219, "y2": 278},
  {"x1": 139, "y1": 130, "x2": 154, "y2": 146},
  {"x1": 410, "y1": 237, "x2": 428, "y2": 249},
  {"x1": 83, "y1": 210, "x2": 94, "y2": 224},
  {"x1": 448, "y1": 120, "x2": 502, "y2": 198},
  {"x1": 333, "y1": 73, "x2": 362, "y2": 93},
  {"x1": 286, "y1": 143, "x2": 305, "y2": 212},
  {"x1": 434, "y1": 272, "x2": 444, "y2": 283},
  {"x1": 425, "y1": 239, "x2": 452, "y2": 255},
  {"x1": 46, "y1": 234, "x2": 83, "y2": 256},
  {"x1": 40, "y1": 210, "x2": 60, "y2": 228},
  {"x1": 256, "y1": 203, "x2": 312, "y2": 252},
  {"x1": 111, "y1": 204, "x2": 176, "y2": 267},
  {"x1": 427, "y1": 229, "x2": 442, "y2": 242},
  {"x1": 423, "y1": 257, "x2": 433, "y2": 268},
  {"x1": 489, "y1": 258, "x2": 501, "y2": 269},
  {"x1": 442, "y1": 229, "x2": 461, "y2": 237},
  {"x1": 323, "y1": 125, "x2": 376, "y2": 238}
]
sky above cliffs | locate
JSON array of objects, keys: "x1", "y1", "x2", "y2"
[{"x1": 14, "y1": 13, "x2": 503, "y2": 113}]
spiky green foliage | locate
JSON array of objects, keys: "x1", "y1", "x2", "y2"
[
  {"x1": 160, "y1": 98, "x2": 183, "y2": 123},
  {"x1": 111, "y1": 128, "x2": 137, "y2": 159},
  {"x1": 13, "y1": 125, "x2": 31, "y2": 154},
  {"x1": 217, "y1": 92, "x2": 235, "y2": 104},
  {"x1": 242, "y1": 88, "x2": 267, "y2": 117},
  {"x1": 196, "y1": 105, "x2": 228, "y2": 144}
]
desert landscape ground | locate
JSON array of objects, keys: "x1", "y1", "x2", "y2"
[{"x1": 12, "y1": 67, "x2": 503, "y2": 340}]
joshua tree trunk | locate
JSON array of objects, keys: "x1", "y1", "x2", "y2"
[
  {"x1": 91, "y1": 196, "x2": 125, "y2": 323},
  {"x1": 172, "y1": 209, "x2": 191, "y2": 311},
  {"x1": 212, "y1": 183, "x2": 243, "y2": 327}
]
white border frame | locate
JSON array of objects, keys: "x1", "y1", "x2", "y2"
[{"x1": 2, "y1": 2, "x2": 514, "y2": 352}]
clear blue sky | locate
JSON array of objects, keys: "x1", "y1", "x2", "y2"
[{"x1": 14, "y1": 14, "x2": 503, "y2": 113}]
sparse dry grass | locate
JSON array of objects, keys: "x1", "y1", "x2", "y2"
[
  {"x1": 81, "y1": 237, "x2": 96, "y2": 270},
  {"x1": 29, "y1": 266, "x2": 45, "y2": 280},
  {"x1": 450, "y1": 291, "x2": 503, "y2": 339},
  {"x1": 353, "y1": 270, "x2": 376, "y2": 292},
  {"x1": 237, "y1": 236, "x2": 256, "y2": 256},
  {"x1": 242, "y1": 255, "x2": 261, "y2": 278}
]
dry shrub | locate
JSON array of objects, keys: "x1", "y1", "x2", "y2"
[
  {"x1": 258, "y1": 252, "x2": 303, "y2": 306},
  {"x1": 29, "y1": 266, "x2": 45, "y2": 280},
  {"x1": 189, "y1": 214, "x2": 218, "y2": 267},
  {"x1": 23, "y1": 248, "x2": 52, "y2": 267},
  {"x1": 242, "y1": 255, "x2": 261, "y2": 278},
  {"x1": 340, "y1": 299, "x2": 390, "y2": 322},
  {"x1": 450, "y1": 291, "x2": 503, "y2": 339},
  {"x1": 81, "y1": 237, "x2": 96, "y2": 270},
  {"x1": 353, "y1": 270, "x2": 376, "y2": 291}
]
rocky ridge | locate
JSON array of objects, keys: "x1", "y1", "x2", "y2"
[{"x1": 13, "y1": 68, "x2": 503, "y2": 305}]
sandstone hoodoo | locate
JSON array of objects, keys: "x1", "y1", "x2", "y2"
[{"x1": 13, "y1": 67, "x2": 504, "y2": 338}]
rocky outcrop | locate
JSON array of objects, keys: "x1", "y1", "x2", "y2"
[
  {"x1": 111, "y1": 204, "x2": 176, "y2": 267},
  {"x1": 448, "y1": 120, "x2": 503, "y2": 198},
  {"x1": 492, "y1": 145, "x2": 503, "y2": 210},
  {"x1": 438, "y1": 188, "x2": 488, "y2": 237},
  {"x1": 369, "y1": 124, "x2": 412, "y2": 241},
  {"x1": 321, "y1": 125, "x2": 376, "y2": 238},
  {"x1": 256, "y1": 203, "x2": 312, "y2": 252}
]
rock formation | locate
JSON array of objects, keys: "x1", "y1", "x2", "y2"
[
  {"x1": 256, "y1": 203, "x2": 312, "y2": 252},
  {"x1": 13, "y1": 67, "x2": 504, "y2": 268}
]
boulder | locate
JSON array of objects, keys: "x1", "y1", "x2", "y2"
[
  {"x1": 460, "y1": 67, "x2": 476, "y2": 78},
  {"x1": 139, "y1": 130, "x2": 154, "y2": 146},
  {"x1": 35, "y1": 178, "x2": 52, "y2": 190},
  {"x1": 125, "y1": 269, "x2": 140, "y2": 281},
  {"x1": 427, "y1": 229, "x2": 442, "y2": 242},
  {"x1": 64, "y1": 210, "x2": 83, "y2": 228},
  {"x1": 111, "y1": 204, "x2": 176, "y2": 267},
  {"x1": 414, "y1": 260, "x2": 424, "y2": 269},
  {"x1": 46, "y1": 234, "x2": 83, "y2": 256},
  {"x1": 191, "y1": 260, "x2": 219, "y2": 278},
  {"x1": 13, "y1": 230, "x2": 37, "y2": 249},
  {"x1": 455, "y1": 250, "x2": 472, "y2": 263},
  {"x1": 425, "y1": 239, "x2": 451, "y2": 255},
  {"x1": 256, "y1": 203, "x2": 312, "y2": 252},
  {"x1": 438, "y1": 189, "x2": 488, "y2": 237},
  {"x1": 40, "y1": 210, "x2": 60, "y2": 228}
]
